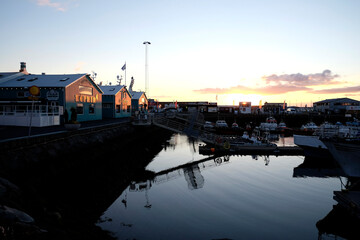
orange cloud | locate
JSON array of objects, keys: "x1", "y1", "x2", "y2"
[
  {"x1": 262, "y1": 70, "x2": 341, "y2": 86},
  {"x1": 311, "y1": 86, "x2": 360, "y2": 94},
  {"x1": 193, "y1": 85, "x2": 310, "y2": 95},
  {"x1": 193, "y1": 70, "x2": 354, "y2": 96}
]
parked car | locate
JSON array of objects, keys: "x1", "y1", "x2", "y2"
[{"x1": 215, "y1": 120, "x2": 228, "y2": 128}]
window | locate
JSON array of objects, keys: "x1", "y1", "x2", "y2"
[
  {"x1": 79, "y1": 86, "x2": 93, "y2": 95},
  {"x1": 76, "y1": 103, "x2": 84, "y2": 114},
  {"x1": 116, "y1": 105, "x2": 120, "y2": 113},
  {"x1": 89, "y1": 104, "x2": 95, "y2": 114},
  {"x1": 27, "y1": 77, "x2": 38, "y2": 82},
  {"x1": 127, "y1": 105, "x2": 131, "y2": 112}
]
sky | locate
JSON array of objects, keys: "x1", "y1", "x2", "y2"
[{"x1": 1, "y1": 0, "x2": 359, "y2": 106}]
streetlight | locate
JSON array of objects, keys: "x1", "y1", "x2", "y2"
[{"x1": 143, "y1": 41, "x2": 151, "y2": 97}]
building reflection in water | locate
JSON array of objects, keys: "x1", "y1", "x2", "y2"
[
  {"x1": 293, "y1": 156, "x2": 360, "y2": 239},
  {"x1": 124, "y1": 155, "x2": 232, "y2": 209}
]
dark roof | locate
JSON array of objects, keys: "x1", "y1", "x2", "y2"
[
  {"x1": 0, "y1": 73, "x2": 103, "y2": 94},
  {"x1": 314, "y1": 98, "x2": 360, "y2": 104},
  {"x1": 0, "y1": 73, "x2": 85, "y2": 87}
]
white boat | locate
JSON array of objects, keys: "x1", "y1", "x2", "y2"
[
  {"x1": 215, "y1": 120, "x2": 228, "y2": 128},
  {"x1": 294, "y1": 123, "x2": 360, "y2": 158},
  {"x1": 322, "y1": 138, "x2": 360, "y2": 177},
  {"x1": 259, "y1": 117, "x2": 277, "y2": 131},
  {"x1": 293, "y1": 134, "x2": 329, "y2": 158},
  {"x1": 300, "y1": 122, "x2": 318, "y2": 131}
]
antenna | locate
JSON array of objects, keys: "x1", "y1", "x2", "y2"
[
  {"x1": 91, "y1": 71, "x2": 97, "y2": 81},
  {"x1": 117, "y1": 75, "x2": 122, "y2": 85}
]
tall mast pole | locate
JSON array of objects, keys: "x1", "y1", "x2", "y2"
[{"x1": 143, "y1": 41, "x2": 151, "y2": 97}]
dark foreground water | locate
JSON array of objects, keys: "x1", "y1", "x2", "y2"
[{"x1": 98, "y1": 134, "x2": 346, "y2": 240}]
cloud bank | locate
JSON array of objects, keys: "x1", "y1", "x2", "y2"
[
  {"x1": 262, "y1": 70, "x2": 340, "y2": 87},
  {"x1": 193, "y1": 70, "x2": 359, "y2": 96}
]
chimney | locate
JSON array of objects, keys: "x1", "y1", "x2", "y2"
[{"x1": 19, "y1": 62, "x2": 29, "y2": 75}]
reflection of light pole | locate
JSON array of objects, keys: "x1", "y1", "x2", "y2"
[{"x1": 143, "y1": 41, "x2": 151, "y2": 97}]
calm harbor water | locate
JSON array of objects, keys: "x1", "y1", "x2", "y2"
[{"x1": 98, "y1": 134, "x2": 344, "y2": 240}]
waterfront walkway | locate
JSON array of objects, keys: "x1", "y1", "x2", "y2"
[{"x1": 0, "y1": 117, "x2": 131, "y2": 142}]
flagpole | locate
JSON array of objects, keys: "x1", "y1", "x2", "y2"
[{"x1": 125, "y1": 62, "x2": 127, "y2": 86}]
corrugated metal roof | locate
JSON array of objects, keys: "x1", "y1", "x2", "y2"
[
  {"x1": 0, "y1": 72, "x2": 26, "y2": 84},
  {"x1": 130, "y1": 91, "x2": 146, "y2": 100},
  {"x1": 0, "y1": 73, "x2": 86, "y2": 87},
  {"x1": 315, "y1": 98, "x2": 359, "y2": 104},
  {"x1": 99, "y1": 85, "x2": 125, "y2": 95}
]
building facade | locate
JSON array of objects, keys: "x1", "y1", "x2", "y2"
[
  {"x1": 313, "y1": 98, "x2": 360, "y2": 114},
  {"x1": 0, "y1": 67, "x2": 103, "y2": 126},
  {"x1": 130, "y1": 91, "x2": 148, "y2": 113},
  {"x1": 100, "y1": 85, "x2": 132, "y2": 118}
]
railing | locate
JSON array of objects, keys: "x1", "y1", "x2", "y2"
[
  {"x1": 0, "y1": 105, "x2": 60, "y2": 127},
  {"x1": 152, "y1": 112, "x2": 219, "y2": 144},
  {"x1": 0, "y1": 105, "x2": 60, "y2": 116}
]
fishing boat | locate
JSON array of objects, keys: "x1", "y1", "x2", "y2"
[
  {"x1": 322, "y1": 137, "x2": 360, "y2": 177},
  {"x1": 300, "y1": 122, "x2": 318, "y2": 131},
  {"x1": 294, "y1": 122, "x2": 360, "y2": 158},
  {"x1": 293, "y1": 134, "x2": 329, "y2": 158},
  {"x1": 259, "y1": 117, "x2": 278, "y2": 131},
  {"x1": 199, "y1": 133, "x2": 277, "y2": 155}
]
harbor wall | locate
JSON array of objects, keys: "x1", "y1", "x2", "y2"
[{"x1": 0, "y1": 124, "x2": 173, "y2": 239}]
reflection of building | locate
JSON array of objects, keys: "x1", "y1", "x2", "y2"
[
  {"x1": 100, "y1": 85, "x2": 132, "y2": 118},
  {"x1": 184, "y1": 165, "x2": 204, "y2": 190},
  {"x1": 313, "y1": 98, "x2": 360, "y2": 114}
]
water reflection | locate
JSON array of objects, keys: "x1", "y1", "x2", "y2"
[
  {"x1": 293, "y1": 156, "x2": 360, "y2": 239},
  {"x1": 98, "y1": 134, "x2": 358, "y2": 240},
  {"x1": 316, "y1": 177, "x2": 360, "y2": 240}
]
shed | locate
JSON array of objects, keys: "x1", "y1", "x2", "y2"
[
  {"x1": 130, "y1": 91, "x2": 148, "y2": 113},
  {"x1": 100, "y1": 85, "x2": 132, "y2": 118}
]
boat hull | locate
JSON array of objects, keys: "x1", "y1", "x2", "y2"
[
  {"x1": 293, "y1": 134, "x2": 330, "y2": 157},
  {"x1": 322, "y1": 140, "x2": 360, "y2": 177}
]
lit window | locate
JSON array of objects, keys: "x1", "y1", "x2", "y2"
[{"x1": 79, "y1": 86, "x2": 93, "y2": 95}]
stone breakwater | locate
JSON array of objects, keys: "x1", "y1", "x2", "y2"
[{"x1": 0, "y1": 123, "x2": 172, "y2": 240}]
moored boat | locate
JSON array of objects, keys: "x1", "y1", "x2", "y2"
[
  {"x1": 259, "y1": 117, "x2": 278, "y2": 131},
  {"x1": 322, "y1": 138, "x2": 360, "y2": 177}
]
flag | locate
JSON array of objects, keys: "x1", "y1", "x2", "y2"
[{"x1": 121, "y1": 63, "x2": 126, "y2": 71}]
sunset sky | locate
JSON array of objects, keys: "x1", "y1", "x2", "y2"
[{"x1": 1, "y1": 0, "x2": 359, "y2": 106}]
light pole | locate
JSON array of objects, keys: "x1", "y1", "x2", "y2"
[{"x1": 143, "y1": 41, "x2": 151, "y2": 97}]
